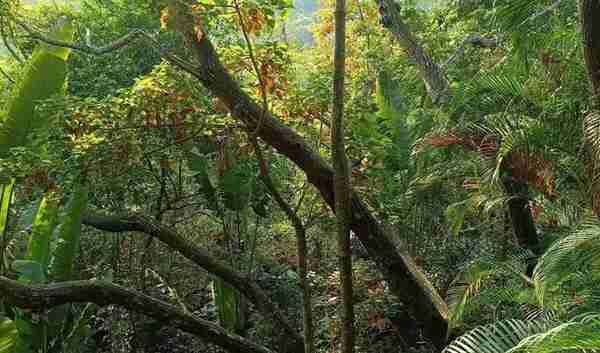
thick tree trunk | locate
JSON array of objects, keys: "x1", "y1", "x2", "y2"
[
  {"x1": 0, "y1": 277, "x2": 274, "y2": 353},
  {"x1": 332, "y1": 0, "x2": 355, "y2": 351},
  {"x1": 169, "y1": 4, "x2": 449, "y2": 348},
  {"x1": 580, "y1": 0, "x2": 600, "y2": 105},
  {"x1": 82, "y1": 213, "x2": 304, "y2": 353},
  {"x1": 579, "y1": 0, "x2": 600, "y2": 219},
  {"x1": 502, "y1": 177, "x2": 540, "y2": 275}
]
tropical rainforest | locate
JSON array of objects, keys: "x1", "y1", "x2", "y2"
[{"x1": 0, "y1": 0, "x2": 600, "y2": 352}]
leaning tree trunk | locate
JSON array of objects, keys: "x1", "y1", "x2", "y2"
[
  {"x1": 580, "y1": 0, "x2": 600, "y2": 103},
  {"x1": 375, "y1": 0, "x2": 540, "y2": 265},
  {"x1": 167, "y1": 2, "x2": 449, "y2": 348},
  {"x1": 332, "y1": 0, "x2": 355, "y2": 351},
  {"x1": 579, "y1": 0, "x2": 600, "y2": 219},
  {"x1": 502, "y1": 177, "x2": 540, "y2": 275}
]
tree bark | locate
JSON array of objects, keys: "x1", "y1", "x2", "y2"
[
  {"x1": 580, "y1": 0, "x2": 600, "y2": 106},
  {"x1": 82, "y1": 213, "x2": 304, "y2": 353},
  {"x1": 253, "y1": 140, "x2": 314, "y2": 353},
  {"x1": 332, "y1": 0, "x2": 355, "y2": 351},
  {"x1": 375, "y1": 1, "x2": 541, "y2": 273},
  {"x1": 579, "y1": 0, "x2": 600, "y2": 220},
  {"x1": 376, "y1": 0, "x2": 450, "y2": 104},
  {"x1": 0, "y1": 276, "x2": 274, "y2": 353},
  {"x1": 168, "y1": 4, "x2": 449, "y2": 348},
  {"x1": 502, "y1": 177, "x2": 540, "y2": 275}
]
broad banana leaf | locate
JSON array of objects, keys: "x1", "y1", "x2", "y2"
[
  {"x1": 49, "y1": 183, "x2": 88, "y2": 281},
  {"x1": 0, "y1": 18, "x2": 74, "y2": 157},
  {"x1": 26, "y1": 191, "x2": 59, "y2": 271},
  {"x1": 0, "y1": 182, "x2": 13, "y2": 238},
  {"x1": 211, "y1": 278, "x2": 246, "y2": 334}
]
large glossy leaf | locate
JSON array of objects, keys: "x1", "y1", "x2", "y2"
[
  {"x1": 0, "y1": 19, "x2": 74, "y2": 157},
  {"x1": 0, "y1": 181, "x2": 13, "y2": 242},
  {"x1": 26, "y1": 191, "x2": 59, "y2": 271},
  {"x1": 49, "y1": 183, "x2": 88, "y2": 281}
]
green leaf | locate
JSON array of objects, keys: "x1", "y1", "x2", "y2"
[
  {"x1": 0, "y1": 181, "x2": 14, "y2": 246},
  {"x1": 13, "y1": 260, "x2": 46, "y2": 283},
  {"x1": 49, "y1": 183, "x2": 88, "y2": 282},
  {"x1": 444, "y1": 319, "x2": 550, "y2": 353},
  {"x1": 26, "y1": 192, "x2": 60, "y2": 271},
  {"x1": 0, "y1": 19, "x2": 74, "y2": 157},
  {"x1": 0, "y1": 317, "x2": 18, "y2": 353},
  {"x1": 184, "y1": 147, "x2": 218, "y2": 211},
  {"x1": 445, "y1": 200, "x2": 468, "y2": 238},
  {"x1": 211, "y1": 278, "x2": 245, "y2": 334},
  {"x1": 220, "y1": 164, "x2": 253, "y2": 211}
]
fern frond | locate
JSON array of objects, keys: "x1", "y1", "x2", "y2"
[
  {"x1": 444, "y1": 319, "x2": 551, "y2": 353},
  {"x1": 511, "y1": 313, "x2": 600, "y2": 353},
  {"x1": 533, "y1": 221, "x2": 600, "y2": 306}
]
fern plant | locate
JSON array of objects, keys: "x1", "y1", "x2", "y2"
[{"x1": 445, "y1": 220, "x2": 600, "y2": 353}]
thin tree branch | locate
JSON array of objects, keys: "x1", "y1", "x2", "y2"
[
  {"x1": 12, "y1": 18, "x2": 201, "y2": 80},
  {"x1": 252, "y1": 137, "x2": 313, "y2": 353},
  {"x1": 0, "y1": 276, "x2": 273, "y2": 353},
  {"x1": 168, "y1": 2, "x2": 449, "y2": 347},
  {"x1": 442, "y1": 34, "x2": 499, "y2": 69},
  {"x1": 82, "y1": 212, "x2": 304, "y2": 353}
]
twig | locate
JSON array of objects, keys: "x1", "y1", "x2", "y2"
[
  {"x1": 231, "y1": 0, "x2": 269, "y2": 137},
  {"x1": 13, "y1": 18, "x2": 201, "y2": 79},
  {"x1": 442, "y1": 34, "x2": 499, "y2": 69}
]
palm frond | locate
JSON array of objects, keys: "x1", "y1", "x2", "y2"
[
  {"x1": 533, "y1": 221, "x2": 600, "y2": 306},
  {"x1": 511, "y1": 313, "x2": 600, "y2": 353},
  {"x1": 447, "y1": 261, "x2": 496, "y2": 328},
  {"x1": 444, "y1": 319, "x2": 551, "y2": 353}
]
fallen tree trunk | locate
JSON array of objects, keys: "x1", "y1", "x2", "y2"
[
  {"x1": 169, "y1": 4, "x2": 449, "y2": 348},
  {"x1": 0, "y1": 276, "x2": 274, "y2": 353},
  {"x1": 82, "y1": 212, "x2": 304, "y2": 353}
]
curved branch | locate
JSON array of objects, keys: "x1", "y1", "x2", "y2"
[
  {"x1": 442, "y1": 34, "x2": 499, "y2": 69},
  {"x1": 376, "y1": 0, "x2": 450, "y2": 103},
  {"x1": 82, "y1": 212, "x2": 304, "y2": 353},
  {"x1": 13, "y1": 19, "x2": 201, "y2": 79},
  {"x1": 17, "y1": 6, "x2": 449, "y2": 347},
  {"x1": 0, "y1": 276, "x2": 273, "y2": 353},
  {"x1": 167, "y1": 3, "x2": 449, "y2": 348}
]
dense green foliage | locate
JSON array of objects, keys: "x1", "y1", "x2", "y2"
[{"x1": 0, "y1": 0, "x2": 599, "y2": 352}]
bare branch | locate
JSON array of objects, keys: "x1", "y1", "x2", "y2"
[
  {"x1": 376, "y1": 0, "x2": 450, "y2": 104},
  {"x1": 251, "y1": 137, "x2": 314, "y2": 353},
  {"x1": 442, "y1": 34, "x2": 499, "y2": 69},
  {"x1": 12, "y1": 18, "x2": 201, "y2": 79},
  {"x1": 82, "y1": 212, "x2": 304, "y2": 353},
  {"x1": 0, "y1": 276, "x2": 274, "y2": 353},
  {"x1": 524, "y1": 0, "x2": 563, "y2": 26}
]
